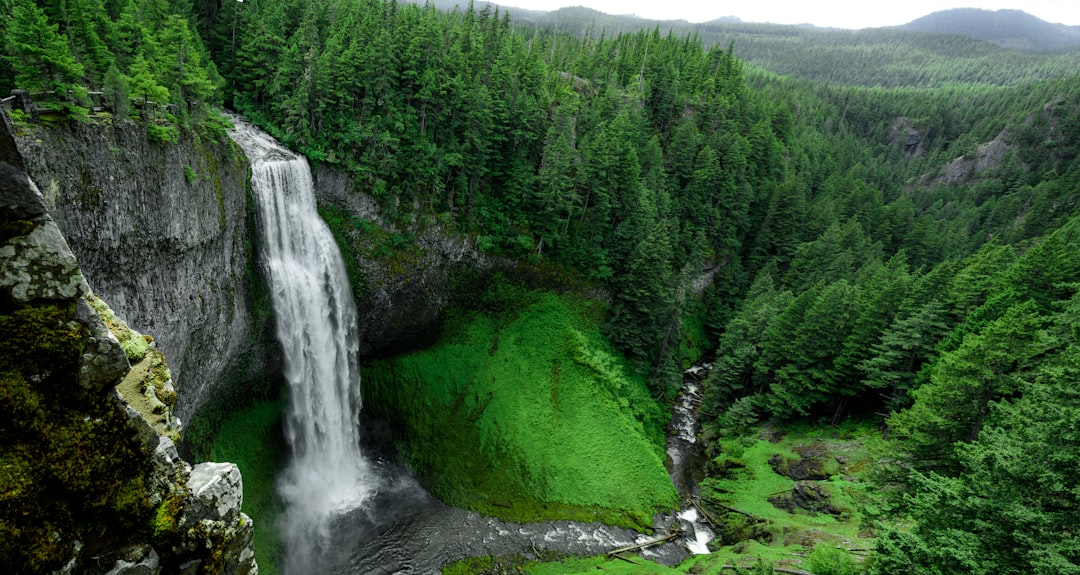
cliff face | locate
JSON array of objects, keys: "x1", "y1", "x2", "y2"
[
  {"x1": 12, "y1": 117, "x2": 274, "y2": 422},
  {"x1": 0, "y1": 111, "x2": 256, "y2": 575},
  {"x1": 11, "y1": 110, "x2": 487, "y2": 408},
  {"x1": 312, "y1": 164, "x2": 490, "y2": 358}
]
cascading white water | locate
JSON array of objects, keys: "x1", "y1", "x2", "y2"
[
  {"x1": 667, "y1": 364, "x2": 715, "y2": 555},
  {"x1": 228, "y1": 118, "x2": 377, "y2": 572}
]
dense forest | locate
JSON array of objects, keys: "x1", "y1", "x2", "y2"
[{"x1": 3, "y1": 0, "x2": 1079, "y2": 573}]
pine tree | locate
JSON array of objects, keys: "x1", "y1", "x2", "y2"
[
  {"x1": 6, "y1": 0, "x2": 85, "y2": 96},
  {"x1": 888, "y1": 301, "x2": 1052, "y2": 468},
  {"x1": 101, "y1": 62, "x2": 130, "y2": 118},
  {"x1": 861, "y1": 299, "x2": 949, "y2": 410},
  {"x1": 127, "y1": 51, "x2": 168, "y2": 107}
]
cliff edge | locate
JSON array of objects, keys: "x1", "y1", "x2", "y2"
[{"x1": 1, "y1": 109, "x2": 257, "y2": 575}]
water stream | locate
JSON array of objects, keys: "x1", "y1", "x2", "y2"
[
  {"x1": 229, "y1": 118, "x2": 379, "y2": 573},
  {"x1": 664, "y1": 362, "x2": 716, "y2": 555}
]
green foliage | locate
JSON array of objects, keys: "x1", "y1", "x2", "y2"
[
  {"x1": 874, "y1": 305, "x2": 1080, "y2": 575},
  {"x1": 5, "y1": 1, "x2": 85, "y2": 94},
  {"x1": 888, "y1": 301, "x2": 1054, "y2": 468},
  {"x1": 0, "y1": 0, "x2": 222, "y2": 120},
  {"x1": 807, "y1": 545, "x2": 863, "y2": 575},
  {"x1": 363, "y1": 286, "x2": 677, "y2": 529},
  {"x1": 147, "y1": 122, "x2": 179, "y2": 144},
  {"x1": 102, "y1": 63, "x2": 131, "y2": 119}
]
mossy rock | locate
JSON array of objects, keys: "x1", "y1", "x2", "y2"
[
  {"x1": 1, "y1": 299, "x2": 156, "y2": 573},
  {"x1": 86, "y1": 293, "x2": 149, "y2": 362}
]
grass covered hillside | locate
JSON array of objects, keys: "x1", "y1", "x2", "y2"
[{"x1": 363, "y1": 280, "x2": 679, "y2": 529}]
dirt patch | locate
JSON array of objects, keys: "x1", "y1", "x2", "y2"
[
  {"x1": 768, "y1": 444, "x2": 836, "y2": 481},
  {"x1": 759, "y1": 426, "x2": 787, "y2": 443},
  {"x1": 768, "y1": 481, "x2": 842, "y2": 516}
]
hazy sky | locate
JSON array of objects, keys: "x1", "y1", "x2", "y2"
[{"x1": 497, "y1": 1, "x2": 1080, "y2": 29}]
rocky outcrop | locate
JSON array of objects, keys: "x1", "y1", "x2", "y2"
[
  {"x1": 11, "y1": 115, "x2": 275, "y2": 421},
  {"x1": 1, "y1": 110, "x2": 256, "y2": 575},
  {"x1": 889, "y1": 117, "x2": 926, "y2": 157},
  {"x1": 923, "y1": 131, "x2": 1014, "y2": 188}
]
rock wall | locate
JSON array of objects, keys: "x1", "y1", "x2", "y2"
[
  {"x1": 312, "y1": 163, "x2": 490, "y2": 357},
  {"x1": 11, "y1": 116, "x2": 275, "y2": 421},
  {"x1": 1, "y1": 110, "x2": 256, "y2": 575},
  {"x1": 311, "y1": 163, "x2": 609, "y2": 358}
]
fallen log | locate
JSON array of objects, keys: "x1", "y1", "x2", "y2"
[
  {"x1": 719, "y1": 565, "x2": 813, "y2": 575},
  {"x1": 701, "y1": 496, "x2": 756, "y2": 518},
  {"x1": 606, "y1": 531, "x2": 681, "y2": 556},
  {"x1": 691, "y1": 498, "x2": 721, "y2": 529},
  {"x1": 610, "y1": 553, "x2": 642, "y2": 565}
]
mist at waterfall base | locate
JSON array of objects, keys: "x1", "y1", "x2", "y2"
[{"x1": 229, "y1": 118, "x2": 381, "y2": 573}]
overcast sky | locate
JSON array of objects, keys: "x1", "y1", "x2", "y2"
[{"x1": 496, "y1": 1, "x2": 1080, "y2": 29}]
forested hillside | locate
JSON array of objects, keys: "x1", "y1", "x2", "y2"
[
  {"x1": 0, "y1": 0, "x2": 223, "y2": 131},
  {"x1": 515, "y1": 6, "x2": 1080, "y2": 87},
  {"x1": 3, "y1": 1, "x2": 1080, "y2": 573}
]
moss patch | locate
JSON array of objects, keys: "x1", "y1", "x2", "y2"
[
  {"x1": 0, "y1": 302, "x2": 154, "y2": 573},
  {"x1": 699, "y1": 422, "x2": 883, "y2": 546},
  {"x1": 317, "y1": 205, "x2": 369, "y2": 293},
  {"x1": 363, "y1": 284, "x2": 678, "y2": 529},
  {"x1": 86, "y1": 294, "x2": 179, "y2": 438},
  {"x1": 87, "y1": 294, "x2": 150, "y2": 362},
  {"x1": 208, "y1": 400, "x2": 286, "y2": 575}
]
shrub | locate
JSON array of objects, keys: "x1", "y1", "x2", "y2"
[
  {"x1": 807, "y1": 545, "x2": 862, "y2": 575},
  {"x1": 148, "y1": 123, "x2": 180, "y2": 144}
]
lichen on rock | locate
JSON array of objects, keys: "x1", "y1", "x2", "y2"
[{"x1": 89, "y1": 292, "x2": 181, "y2": 438}]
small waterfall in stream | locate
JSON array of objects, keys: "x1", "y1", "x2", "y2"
[
  {"x1": 666, "y1": 363, "x2": 715, "y2": 555},
  {"x1": 228, "y1": 118, "x2": 377, "y2": 573}
]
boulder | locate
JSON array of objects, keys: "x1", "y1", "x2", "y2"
[
  {"x1": 184, "y1": 462, "x2": 244, "y2": 525},
  {"x1": 101, "y1": 545, "x2": 160, "y2": 575},
  {"x1": 177, "y1": 463, "x2": 258, "y2": 575},
  {"x1": 77, "y1": 297, "x2": 132, "y2": 392},
  {"x1": 769, "y1": 481, "x2": 841, "y2": 516}
]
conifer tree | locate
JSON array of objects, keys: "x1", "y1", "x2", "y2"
[
  {"x1": 6, "y1": 0, "x2": 85, "y2": 96},
  {"x1": 101, "y1": 62, "x2": 130, "y2": 118}
]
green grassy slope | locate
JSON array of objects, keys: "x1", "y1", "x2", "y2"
[
  {"x1": 207, "y1": 401, "x2": 285, "y2": 575},
  {"x1": 447, "y1": 422, "x2": 885, "y2": 574},
  {"x1": 363, "y1": 286, "x2": 679, "y2": 529}
]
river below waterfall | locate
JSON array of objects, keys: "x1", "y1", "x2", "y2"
[
  {"x1": 319, "y1": 465, "x2": 685, "y2": 574},
  {"x1": 322, "y1": 363, "x2": 715, "y2": 574}
]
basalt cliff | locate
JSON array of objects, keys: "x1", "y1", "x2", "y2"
[{"x1": 1, "y1": 109, "x2": 256, "y2": 575}]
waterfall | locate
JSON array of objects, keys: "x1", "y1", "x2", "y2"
[{"x1": 228, "y1": 118, "x2": 377, "y2": 572}]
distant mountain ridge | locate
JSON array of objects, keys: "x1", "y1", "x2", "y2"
[
  {"x1": 899, "y1": 8, "x2": 1080, "y2": 52},
  {"x1": 404, "y1": 2, "x2": 1080, "y2": 87},
  {"x1": 506, "y1": 6, "x2": 1080, "y2": 88}
]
